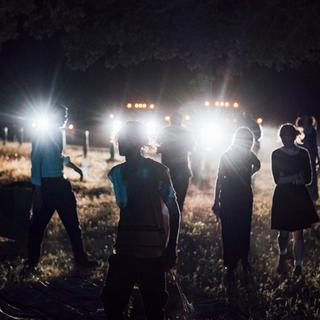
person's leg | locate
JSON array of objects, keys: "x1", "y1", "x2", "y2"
[
  {"x1": 56, "y1": 181, "x2": 87, "y2": 262},
  {"x1": 277, "y1": 230, "x2": 289, "y2": 274},
  {"x1": 101, "y1": 255, "x2": 136, "y2": 320},
  {"x1": 176, "y1": 176, "x2": 189, "y2": 212},
  {"x1": 293, "y1": 230, "x2": 304, "y2": 269},
  {"x1": 241, "y1": 213, "x2": 253, "y2": 272},
  {"x1": 278, "y1": 230, "x2": 289, "y2": 255},
  {"x1": 137, "y1": 259, "x2": 168, "y2": 320},
  {"x1": 27, "y1": 206, "x2": 55, "y2": 266}
]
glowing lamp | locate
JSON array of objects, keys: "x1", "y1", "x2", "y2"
[
  {"x1": 185, "y1": 115, "x2": 191, "y2": 121},
  {"x1": 127, "y1": 103, "x2": 132, "y2": 109},
  {"x1": 164, "y1": 116, "x2": 171, "y2": 122},
  {"x1": 204, "y1": 101, "x2": 210, "y2": 107},
  {"x1": 68, "y1": 124, "x2": 74, "y2": 130},
  {"x1": 233, "y1": 102, "x2": 239, "y2": 108},
  {"x1": 225, "y1": 102, "x2": 230, "y2": 107},
  {"x1": 109, "y1": 113, "x2": 115, "y2": 119},
  {"x1": 215, "y1": 101, "x2": 220, "y2": 106},
  {"x1": 257, "y1": 117, "x2": 263, "y2": 125},
  {"x1": 149, "y1": 104, "x2": 155, "y2": 109},
  {"x1": 135, "y1": 103, "x2": 139, "y2": 108}
]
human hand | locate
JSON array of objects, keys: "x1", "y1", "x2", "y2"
[
  {"x1": 162, "y1": 246, "x2": 177, "y2": 271},
  {"x1": 212, "y1": 202, "x2": 221, "y2": 218}
]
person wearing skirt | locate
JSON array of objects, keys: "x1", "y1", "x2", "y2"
[
  {"x1": 213, "y1": 127, "x2": 261, "y2": 282},
  {"x1": 271, "y1": 123, "x2": 319, "y2": 276}
]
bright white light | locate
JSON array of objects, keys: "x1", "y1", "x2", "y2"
[
  {"x1": 111, "y1": 120, "x2": 122, "y2": 138},
  {"x1": 257, "y1": 117, "x2": 263, "y2": 124},
  {"x1": 31, "y1": 115, "x2": 51, "y2": 130},
  {"x1": 200, "y1": 123, "x2": 224, "y2": 149},
  {"x1": 68, "y1": 123, "x2": 74, "y2": 130},
  {"x1": 185, "y1": 115, "x2": 191, "y2": 121},
  {"x1": 109, "y1": 113, "x2": 115, "y2": 119},
  {"x1": 204, "y1": 101, "x2": 210, "y2": 107},
  {"x1": 164, "y1": 116, "x2": 171, "y2": 122},
  {"x1": 146, "y1": 120, "x2": 157, "y2": 137}
]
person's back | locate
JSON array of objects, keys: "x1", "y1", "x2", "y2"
[
  {"x1": 109, "y1": 157, "x2": 172, "y2": 258},
  {"x1": 157, "y1": 112, "x2": 194, "y2": 211},
  {"x1": 102, "y1": 121, "x2": 181, "y2": 320},
  {"x1": 213, "y1": 127, "x2": 260, "y2": 281},
  {"x1": 158, "y1": 124, "x2": 193, "y2": 170},
  {"x1": 220, "y1": 147, "x2": 258, "y2": 194}
]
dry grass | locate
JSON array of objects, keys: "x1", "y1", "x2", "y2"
[{"x1": 0, "y1": 138, "x2": 320, "y2": 319}]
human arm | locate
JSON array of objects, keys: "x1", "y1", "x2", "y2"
[
  {"x1": 159, "y1": 169, "x2": 181, "y2": 270},
  {"x1": 31, "y1": 138, "x2": 43, "y2": 211},
  {"x1": 303, "y1": 149, "x2": 312, "y2": 185},
  {"x1": 251, "y1": 152, "x2": 261, "y2": 175},
  {"x1": 271, "y1": 151, "x2": 280, "y2": 184},
  {"x1": 212, "y1": 158, "x2": 224, "y2": 218},
  {"x1": 65, "y1": 160, "x2": 84, "y2": 181}
]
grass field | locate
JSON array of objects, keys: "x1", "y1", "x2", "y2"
[{"x1": 0, "y1": 133, "x2": 320, "y2": 319}]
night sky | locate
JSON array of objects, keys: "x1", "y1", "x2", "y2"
[{"x1": 1, "y1": 34, "x2": 320, "y2": 130}]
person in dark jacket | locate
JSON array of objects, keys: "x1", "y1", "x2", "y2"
[
  {"x1": 213, "y1": 127, "x2": 260, "y2": 282},
  {"x1": 296, "y1": 116, "x2": 319, "y2": 204},
  {"x1": 157, "y1": 112, "x2": 195, "y2": 212},
  {"x1": 271, "y1": 123, "x2": 319, "y2": 276},
  {"x1": 101, "y1": 121, "x2": 181, "y2": 320}
]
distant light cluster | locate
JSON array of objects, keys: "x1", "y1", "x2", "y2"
[
  {"x1": 204, "y1": 101, "x2": 239, "y2": 108},
  {"x1": 127, "y1": 103, "x2": 155, "y2": 110}
]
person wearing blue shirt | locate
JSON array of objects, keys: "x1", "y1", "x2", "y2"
[{"x1": 23, "y1": 105, "x2": 95, "y2": 274}]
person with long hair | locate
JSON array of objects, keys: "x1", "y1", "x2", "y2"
[
  {"x1": 295, "y1": 116, "x2": 319, "y2": 204},
  {"x1": 271, "y1": 123, "x2": 319, "y2": 276},
  {"x1": 213, "y1": 127, "x2": 260, "y2": 282}
]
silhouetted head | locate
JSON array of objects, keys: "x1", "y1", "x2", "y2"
[
  {"x1": 232, "y1": 127, "x2": 254, "y2": 150},
  {"x1": 171, "y1": 112, "x2": 183, "y2": 126},
  {"x1": 117, "y1": 121, "x2": 148, "y2": 156},
  {"x1": 279, "y1": 123, "x2": 300, "y2": 147},
  {"x1": 52, "y1": 105, "x2": 68, "y2": 128},
  {"x1": 295, "y1": 115, "x2": 316, "y2": 129}
]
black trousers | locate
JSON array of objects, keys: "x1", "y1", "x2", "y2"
[
  {"x1": 28, "y1": 178, "x2": 86, "y2": 265},
  {"x1": 169, "y1": 169, "x2": 190, "y2": 212},
  {"x1": 101, "y1": 254, "x2": 168, "y2": 320}
]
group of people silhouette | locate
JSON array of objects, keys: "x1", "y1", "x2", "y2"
[{"x1": 22, "y1": 105, "x2": 319, "y2": 319}]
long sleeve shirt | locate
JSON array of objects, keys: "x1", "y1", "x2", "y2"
[{"x1": 31, "y1": 129, "x2": 70, "y2": 186}]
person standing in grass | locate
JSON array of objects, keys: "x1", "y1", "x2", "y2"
[
  {"x1": 157, "y1": 112, "x2": 195, "y2": 212},
  {"x1": 23, "y1": 105, "x2": 95, "y2": 274},
  {"x1": 295, "y1": 116, "x2": 319, "y2": 205},
  {"x1": 213, "y1": 127, "x2": 260, "y2": 282},
  {"x1": 102, "y1": 121, "x2": 181, "y2": 320},
  {"x1": 271, "y1": 123, "x2": 319, "y2": 276}
]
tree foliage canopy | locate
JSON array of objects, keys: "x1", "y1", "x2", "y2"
[{"x1": 1, "y1": 0, "x2": 320, "y2": 72}]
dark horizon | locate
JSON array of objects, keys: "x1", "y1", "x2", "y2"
[{"x1": 1, "y1": 35, "x2": 320, "y2": 130}]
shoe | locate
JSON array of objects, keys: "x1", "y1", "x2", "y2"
[
  {"x1": 293, "y1": 265, "x2": 302, "y2": 276},
  {"x1": 75, "y1": 256, "x2": 98, "y2": 268},
  {"x1": 277, "y1": 255, "x2": 287, "y2": 275}
]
